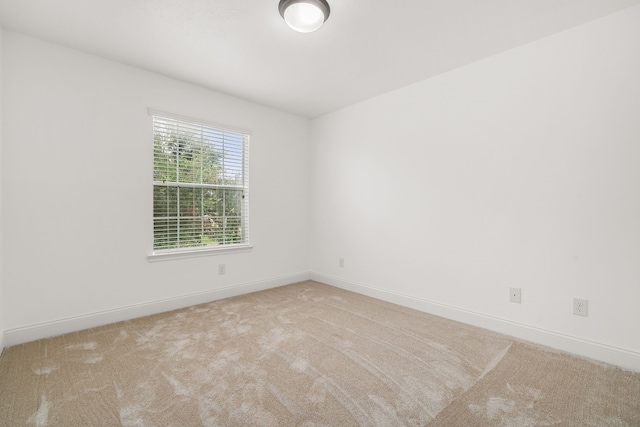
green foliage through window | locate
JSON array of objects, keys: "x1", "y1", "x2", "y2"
[{"x1": 152, "y1": 114, "x2": 249, "y2": 251}]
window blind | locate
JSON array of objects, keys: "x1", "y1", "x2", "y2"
[{"x1": 152, "y1": 114, "x2": 250, "y2": 252}]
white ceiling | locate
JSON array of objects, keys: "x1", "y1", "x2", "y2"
[{"x1": 1, "y1": 0, "x2": 639, "y2": 118}]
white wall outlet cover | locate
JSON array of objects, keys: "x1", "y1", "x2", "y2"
[
  {"x1": 510, "y1": 287, "x2": 522, "y2": 303},
  {"x1": 573, "y1": 298, "x2": 588, "y2": 316}
]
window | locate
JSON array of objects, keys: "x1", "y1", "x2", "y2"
[{"x1": 151, "y1": 112, "x2": 250, "y2": 255}]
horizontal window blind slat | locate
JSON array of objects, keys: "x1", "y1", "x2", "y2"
[{"x1": 152, "y1": 182, "x2": 245, "y2": 190}]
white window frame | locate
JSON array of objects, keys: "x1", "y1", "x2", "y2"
[{"x1": 147, "y1": 109, "x2": 252, "y2": 261}]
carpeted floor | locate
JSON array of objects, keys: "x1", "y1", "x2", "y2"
[{"x1": 1, "y1": 280, "x2": 638, "y2": 426}]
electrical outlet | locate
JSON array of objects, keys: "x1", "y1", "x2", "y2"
[
  {"x1": 573, "y1": 298, "x2": 588, "y2": 316},
  {"x1": 218, "y1": 264, "x2": 226, "y2": 275},
  {"x1": 510, "y1": 287, "x2": 521, "y2": 303},
  {"x1": 339, "y1": 258, "x2": 344, "y2": 268}
]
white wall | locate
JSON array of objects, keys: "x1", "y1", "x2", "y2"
[
  {"x1": 2, "y1": 31, "x2": 311, "y2": 343},
  {"x1": 0, "y1": 26, "x2": 4, "y2": 351},
  {"x1": 311, "y1": 6, "x2": 640, "y2": 368}
]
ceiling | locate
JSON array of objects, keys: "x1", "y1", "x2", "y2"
[{"x1": 1, "y1": 0, "x2": 639, "y2": 118}]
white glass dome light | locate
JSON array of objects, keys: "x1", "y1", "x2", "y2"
[{"x1": 278, "y1": 0, "x2": 330, "y2": 33}]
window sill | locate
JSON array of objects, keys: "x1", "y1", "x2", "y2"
[{"x1": 147, "y1": 244, "x2": 253, "y2": 262}]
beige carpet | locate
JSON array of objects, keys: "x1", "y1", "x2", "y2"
[{"x1": 0, "y1": 281, "x2": 638, "y2": 426}]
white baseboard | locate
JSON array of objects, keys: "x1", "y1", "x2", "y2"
[
  {"x1": 311, "y1": 272, "x2": 640, "y2": 372},
  {"x1": 5, "y1": 271, "x2": 639, "y2": 372},
  {"x1": 4, "y1": 272, "x2": 311, "y2": 347}
]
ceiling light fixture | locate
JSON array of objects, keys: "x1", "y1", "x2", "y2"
[{"x1": 278, "y1": 0, "x2": 330, "y2": 33}]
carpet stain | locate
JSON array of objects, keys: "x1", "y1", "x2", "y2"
[
  {"x1": 65, "y1": 342, "x2": 97, "y2": 351},
  {"x1": 306, "y1": 376, "x2": 328, "y2": 404},
  {"x1": 469, "y1": 384, "x2": 562, "y2": 427},
  {"x1": 162, "y1": 372, "x2": 192, "y2": 397},
  {"x1": 84, "y1": 355, "x2": 104, "y2": 364},
  {"x1": 26, "y1": 394, "x2": 49, "y2": 427},
  {"x1": 33, "y1": 366, "x2": 57, "y2": 375}
]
